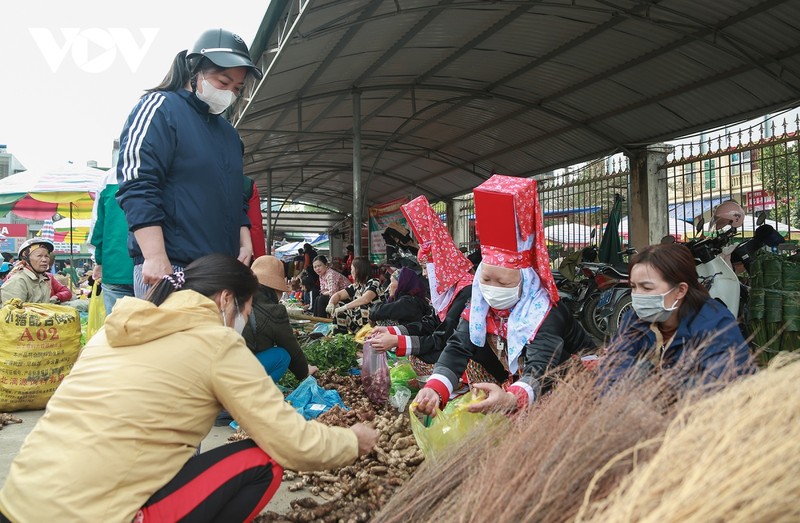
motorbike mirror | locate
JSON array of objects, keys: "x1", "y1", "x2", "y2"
[
  {"x1": 756, "y1": 211, "x2": 767, "y2": 226},
  {"x1": 695, "y1": 217, "x2": 705, "y2": 233},
  {"x1": 660, "y1": 235, "x2": 676, "y2": 244}
]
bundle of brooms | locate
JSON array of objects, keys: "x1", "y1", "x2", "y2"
[
  {"x1": 577, "y1": 352, "x2": 800, "y2": 523},
  {"x1": 376, "y1": 359, "x2": 685, "y2": 523},
  {"x1": 377, "y1": 349, "x2": 799, "y2": 523}
]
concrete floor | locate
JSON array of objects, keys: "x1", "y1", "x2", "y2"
[{"x1": 0, "y1": 409, "x2": 311, "y2": 515}]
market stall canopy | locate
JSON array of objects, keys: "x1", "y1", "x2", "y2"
[
  {"x1": 543, "y1": 223, "x2": 594, "y2": 246},
  {"x1": 234, "y1": 0, "x2": 800, "y2": 213},
  {"x1": 0, "y1": 163, "x2": 106, "y2": 220},
  {"x1": 619, "y1": 216, "x2": 696, "y2": 241}
]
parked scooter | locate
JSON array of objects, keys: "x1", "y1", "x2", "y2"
[{"x1": 588, "y1": 247, "x2": 637, "y2": 338}]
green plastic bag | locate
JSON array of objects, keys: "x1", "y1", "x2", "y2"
[
  {"x1": 390, "y1": 362, "x2": 419, "y2": 393},
  {"x1": 409, "y1": 390, "x2": 505, "y2": 461}
]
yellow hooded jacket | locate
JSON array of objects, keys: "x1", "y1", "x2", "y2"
[{"x1": 0, "y1": 290, "x2": 358, "y2": 522}]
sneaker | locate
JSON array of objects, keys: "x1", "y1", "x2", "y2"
[{"x1": 214, "y1": 410, "x2": 234, "y2": 427}]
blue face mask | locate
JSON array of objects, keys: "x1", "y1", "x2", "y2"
[{"x1": 631, "y1": 287, "x2": 679, "y2": 323}]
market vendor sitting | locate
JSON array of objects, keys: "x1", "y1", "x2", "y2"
[
  {"x1": 0, "y1": 239, "x2": 56, "y2": 305},
  {"x1": 370, "y1": 195, "x2": 507, "y2": 384},
  {"x1": 369, "y1": 267, "x2": 432, "y2": 326},
  {"x1": 245, "y1": 255, "x2": 317, "y2": 383},
  {"x1": 413, "y1": 175, "x2": 596, "y2": 416},
  {"x1": 327, "y1": 256, "x2": 384, "y2": 334}
]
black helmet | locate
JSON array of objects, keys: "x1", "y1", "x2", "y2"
[{"x1": 187, "y1": 29, "x2": 262, "y2": 80}]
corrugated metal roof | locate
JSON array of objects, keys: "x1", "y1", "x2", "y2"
[{"x1": 235, "y1": 0, "x2": 800, "y2": 212}]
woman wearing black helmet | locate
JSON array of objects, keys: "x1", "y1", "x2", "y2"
[
  {"x1": 0, "y1": 238, "x2": 55, "y2": 305},
  {"x1": 115, "y1": 28, "x2": 264, "y2": 298}
]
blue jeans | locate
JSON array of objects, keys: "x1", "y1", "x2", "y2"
[
  {"x1": 255, "y1": 347, "x2": 291, "y2": 383},
  {"x1": 102, "y1": 282, "x2": 135, "y2": 314}
]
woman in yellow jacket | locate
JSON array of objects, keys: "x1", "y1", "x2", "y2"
[{"x1": 0, "y1": 253, "x2": 377, "y2": 523}]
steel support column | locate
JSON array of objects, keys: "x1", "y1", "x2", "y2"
[
  {"x1": 353, "y1": 90, "x2": 363, "y2": 256},
  {"x1": 266, "y1": 169, "x2": 273, "y2": 254}
]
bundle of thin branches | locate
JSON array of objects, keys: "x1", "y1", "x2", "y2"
[
  {"x1": 577, "y1": 352, "x2": 800, "y2": 523},
  {"x1": 376, "y1": 359, "x2": 689, "y2": 523}
]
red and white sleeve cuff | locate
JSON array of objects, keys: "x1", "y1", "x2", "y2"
[
  {"x1": 508, "y1": 382, "x2": 535, "y2": 410},
  {"x1": 386, "y1": 326, "x2": 402, "y2": 335},
  {"x1": 394, "y1": 336, "x2": 413, "y2": 356},
  {"x1": 425, "y1": 374, "x2": 453, "y2": 409}
]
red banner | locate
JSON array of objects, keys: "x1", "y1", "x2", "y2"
[
  {"x1": 746, "y1": 190, "x2": 776, "y2": 211},
  {"x1": 0, "y1": 224, "x2": 29, "y2": 237}
]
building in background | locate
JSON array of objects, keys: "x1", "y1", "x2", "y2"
[{"x1": 0, "y1": 145, "x2": 26, "y2": 181}]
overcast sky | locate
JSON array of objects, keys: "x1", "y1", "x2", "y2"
[{"x1": 2, "y1": 1, "x2": 268, "y2": 172}]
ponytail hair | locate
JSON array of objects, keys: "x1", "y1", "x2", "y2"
[
  {"x1": 146, "y1": 50, "x2": 193, "y2": 94},
  {"x1": 145, "y1": 253, "x2": 259, "y2": 307}
]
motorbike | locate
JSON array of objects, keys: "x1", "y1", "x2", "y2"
[
  {"x1": 588, "y1": 248, "x2": 637, "y2": 338},
  {"x1": 554, "y1": 244, "x2": 605, "y2": 334},
  {"x1": 597, "y1": 224, "x2": 743, "y2": 336}
]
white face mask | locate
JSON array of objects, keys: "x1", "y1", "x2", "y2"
[
  {"x1": 631, "y1": 288, "x2": 679, "y2": 323},
  {"x1": 196, "y1": 74, "x2": 236, "y2": 114},
  {"x1": 222, "y1": 299, "x2": 247, "y2": 335},
  {"x1": 479, "y1": 282, "x2": 521, "y2": 310}
]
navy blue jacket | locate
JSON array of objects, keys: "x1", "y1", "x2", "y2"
[
  {"x1": 116, "y1": 89, "x2": 248, "y2": 267},
  {"x1": 605, "y1": 298, "x2": 754, "y2": 386}
]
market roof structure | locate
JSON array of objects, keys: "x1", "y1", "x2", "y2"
[{"x1": 234, "y1": 0, "x2": 800, "y2": 215}]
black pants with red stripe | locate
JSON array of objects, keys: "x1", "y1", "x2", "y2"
[{"x1": 136, "y1": 439, "x2": 283, "y2": 523}]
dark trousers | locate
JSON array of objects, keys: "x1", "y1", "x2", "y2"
[
  {"x1": 137, "y1": 439, "x2": 282, "y2": 523},
  {"x1": 313, "y1": 294, "x2": 331, "y2": 318}
]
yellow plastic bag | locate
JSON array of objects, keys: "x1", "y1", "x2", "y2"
[
  {"x1": 0, "y1": 299, "x2": 82, "y2": 411},
  {"x1": 409, "y1": 390, "x2": 506, "y2": 461},
  {"x1": 86, "y1": 281, "x2": 106, "y2": 341}
]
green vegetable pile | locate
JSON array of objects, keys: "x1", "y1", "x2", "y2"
[{"x1": 304, "y1": 333, "x2": 359, "y2": 375}]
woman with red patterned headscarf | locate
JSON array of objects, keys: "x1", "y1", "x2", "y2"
[{"x1": 413, "y1": 175, "x2": 596, "y2": 417}]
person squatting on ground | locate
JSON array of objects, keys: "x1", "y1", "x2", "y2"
[
  {"x1": 0, "y1": 254, "x2": 377, "y2": 523},
  {"x1": 327, "y1": 256, "x2": 384, "y2": 334},
  {"x1": 413, "y1": 175, "x2": 596, "y2": 417},
  {"x1": 115, "y1": 28, "x2": 262, "y2": 298},
  {"x1": 244, "y1": 255, "x2": 317, "y2": 383},
  {"x1": 0, "y1": 239, "x2": 56, "y2": 305},
  {"x1": 369, "y1": 195, "x2": 507, "y2": 383},
  {"x1": 602, "y1": 243, "x2": 754, "y2": 387},
  {"x1": 91, "y1": 169, "x2": 135, "y2": 314},
  {"x1": 311, "y1": 255, "x2": 349, "y2": 317}
]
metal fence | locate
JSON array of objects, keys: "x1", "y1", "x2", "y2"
[
  {"x1": 453, "y1": 158, "x2": 631, "y2": 264},
  {"x1": 447, "y1": 111, "x2": 800, "y2": 266},
  {"x1": 538, "y1": 158, "x2": 630, "y2": 265},
  {"x1": 663, "y1": 114, "x2": 800, "y2": 244}
]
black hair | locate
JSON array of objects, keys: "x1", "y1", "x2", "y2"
[
  {"x1": 145, "y1": 253, "x2": 259, "y2": 307},
  {"x1": 146, "y1": 50, "x2": 193, "y2": 93},
  {"x1": 351, "y1": 257, "x2": 371, "y2": 284},
  {"x1": 313, "y1": 255, "x2": 328, "y2": 265},
  {"x1": 629, "y1": 244, "x2": 709, "y2": 321},
  {"x1": 346, "y1": 244, "x2": 354, "y2": 252},
  {"x1": 145, "y1": 51, "x2": 226, "y2": 94},
  {"x1": 1, "y1": 252, "x2": 12, "y2": 262}
]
